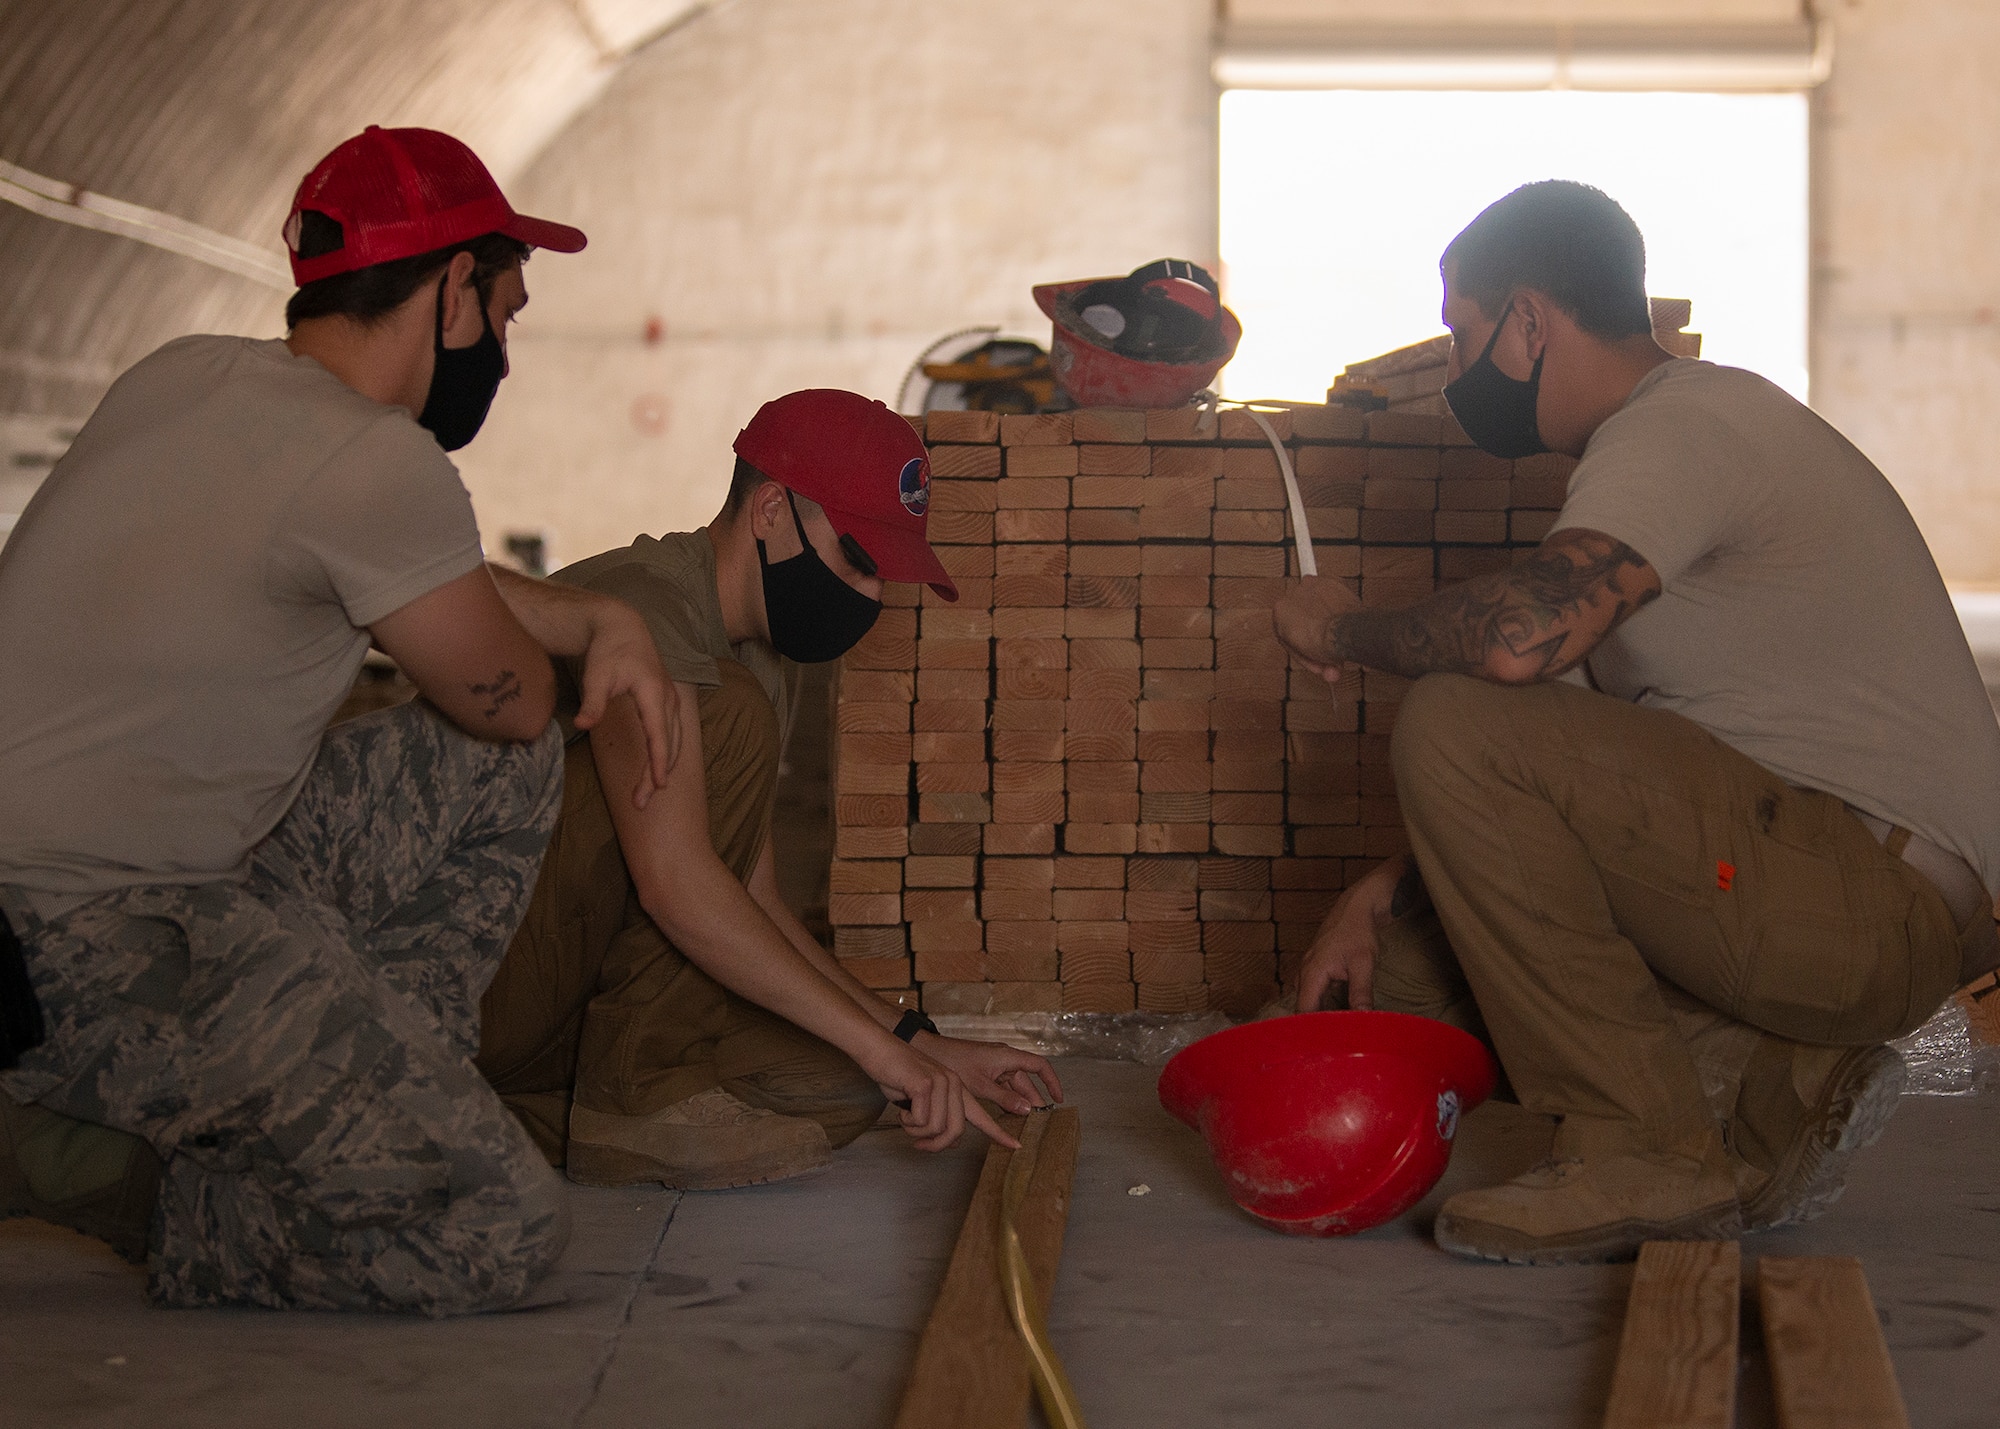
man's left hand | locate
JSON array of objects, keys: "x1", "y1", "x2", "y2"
[
  {"x1": 917, "y1": 1034, "x2": 1065, "y2": 1116},
  {"x1": 574, "y1": 603, "x2": 679, "y2": 807}
]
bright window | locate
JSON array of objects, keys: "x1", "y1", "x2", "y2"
[{"x1": 1218, "y1": 89, "x2": 1809, "y2": 402}]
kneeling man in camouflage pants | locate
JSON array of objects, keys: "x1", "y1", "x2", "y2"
[{"x1": 0, "y1": 127, "x2": 675, "y2": 1313}]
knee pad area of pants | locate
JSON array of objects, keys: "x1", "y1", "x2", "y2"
[
  {"x1": 431, "y1": 1152, "x2": 571, "y2": 1315},
  {"x1": 1390, "y1": 674, "x2": 1494, "y2": 790},
  {"x1": 501, "y1": 721, "x2": 566, "y2": 840},
  {"x1": 527, "y1": 719, "x2": 566, "y2": 797}
]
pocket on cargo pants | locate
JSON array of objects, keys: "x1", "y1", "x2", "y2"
[{"x1": 1736, "y1": 792, "x2": 1959, "y2": 1045}]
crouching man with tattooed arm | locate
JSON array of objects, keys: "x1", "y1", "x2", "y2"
[{"x1": 1272, "y1": 180, "x2": 2000, "y2": 1267}]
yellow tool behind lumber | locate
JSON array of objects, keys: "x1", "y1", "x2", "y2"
[{"x1": 1001, "y1": 1117, "x2": 1088, "y2": 1429}]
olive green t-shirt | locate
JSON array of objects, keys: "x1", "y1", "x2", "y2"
[{"x1": 550, "y1": 529, "x2": 800, "y2": 751}]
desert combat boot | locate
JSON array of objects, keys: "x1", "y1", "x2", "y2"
[
  {"x1": 1433, "y1": 1140, "x2": 1742, "y2": 1266},
  {"x1": 565, "y1": 1087, "x2": 832, "y2": 1190},
  {"x1": 1730, "y1": 1039, "x2": 1906, "y2": 1231}
]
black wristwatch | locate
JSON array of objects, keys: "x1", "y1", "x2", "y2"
[{"x1": 892, "y1": 1009, "x2": 939, "y2": 1042}]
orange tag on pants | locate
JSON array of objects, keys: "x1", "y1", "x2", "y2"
[{"x1": 1716, "y1": 861, "x2": 1736, "y2": 892}]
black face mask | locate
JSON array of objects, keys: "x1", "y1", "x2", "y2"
[
  {"x1": 1443, "y1": 303, "x2": 1548, "y2": 459},
  {"x1": 417, "y1": 275, "x2": 506, "y2": 452},
  {"x1": 758, "y1": 493, "x2": 882, "y2": 663}
]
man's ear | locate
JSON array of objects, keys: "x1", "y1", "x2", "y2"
[
  {"x1": 437, "y1": 251, "x2": 482, "y2": 344},
  {"x1": 1512, "y1": 288, "x2": 1559, "y2": 358},
  {"x1": 747, "y1": 478, "x2": 790, "y2": 543}
]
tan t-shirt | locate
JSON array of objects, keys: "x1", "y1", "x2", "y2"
[
  {"x1": 551, "y1": 528, "x2": 800, "y2": 750},
  {"x1": 1553, "y1": 358, "x2": 2000, "y2": 894},
  {"x1": 0, "y1": 335, "x2": 484, "y2": 895}
]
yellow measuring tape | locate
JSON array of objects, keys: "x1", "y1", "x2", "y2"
[{"x1": 1000, "y1": 1128, "x2": 1089, "y2": 1429}]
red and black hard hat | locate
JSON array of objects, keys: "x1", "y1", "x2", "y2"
[
  {"x1": 734, "y1": 389, "x2": 957, "y2": 601},
  {"x1": 284, "y1": 126, "x2": 586, "y2": 285},
  {"x1": 1033, "y1": 258, "x2": 1242, "y2": 408}
]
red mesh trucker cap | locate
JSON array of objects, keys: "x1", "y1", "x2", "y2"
[
  {"x1": 284, "y1": 126, "x2": 587, "y2": 285},
  {"x1": 734, "y1": 390, "x2": 958, "y2": 601}
]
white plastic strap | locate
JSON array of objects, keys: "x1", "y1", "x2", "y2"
[{"x1": 1244, "y1": 408, "x2": 1316, "y2": 578}]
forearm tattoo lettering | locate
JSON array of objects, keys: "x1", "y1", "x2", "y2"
[
  {"x1": 1324, "y1": 530, "x2": 1658, "y2": 682},
  {"x1": 471, "y1": 669, "x2": 523, "y2": 719}
]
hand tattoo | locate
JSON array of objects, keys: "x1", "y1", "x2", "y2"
[
  {"x1": 1324, "y1": 528, "x2": 1659, "y2": 683},
  {"x1": 471, "y1": 669, "x2": 523, "y2": 719}
]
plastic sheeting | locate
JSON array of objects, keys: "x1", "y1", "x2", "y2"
[
  {"x1": 940, "y1": 999, "x2": 1999, "y2": 1096},
  {"x1": 1893, "y1": 997, "x2": 2000, "y2": 1096},
  {"x1": 933, "y1": 1011, "x2": 1232, "y2": 1066}
]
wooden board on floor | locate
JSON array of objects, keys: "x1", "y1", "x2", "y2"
[
  {"x1": 1758, "y1": 1256, "x2": 1910, "y2": 1429},
  {"x1": 1955, "y1": 970, "x2": 2000, "y2": 1047},
  {"x1": 894, "y1": 1106, "x2": 1082, "y2": 1429},
  {"x1": 1603, "y1": 1239, "x2": 1741, "y2": 1429}
]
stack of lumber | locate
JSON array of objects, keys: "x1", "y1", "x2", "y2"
[{"x1": 828, "y1": 389, "x2": 1576, "y2": 1017}]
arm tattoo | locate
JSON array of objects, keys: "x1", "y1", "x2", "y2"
[
  {"x1": 470, "y1": 669, "x2": 523, "y2": 719},
  {"x1": 1325, "y1": 530, "x2": 1658, "y2": 683}
]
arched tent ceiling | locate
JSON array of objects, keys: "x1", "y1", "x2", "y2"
[{"x1": 0, "y1": 0, "x2": 708, "y2": 419}]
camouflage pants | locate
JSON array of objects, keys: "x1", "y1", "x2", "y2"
[{"x1": 0, "y1": 702, "x2": 568, "y2": 1315}]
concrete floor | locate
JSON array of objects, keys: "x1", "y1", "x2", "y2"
[{"x1": 3, "y1": 1060, "x2": 1995, "y2": 1428}]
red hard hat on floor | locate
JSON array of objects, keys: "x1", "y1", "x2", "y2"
[{"x1": 1158, "y1": 1011, "x2": 1497, "y2": 1237}]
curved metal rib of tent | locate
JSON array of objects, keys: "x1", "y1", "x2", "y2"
[{"x1": 0, "y1": 0, "x2": 708, "y2": 421}]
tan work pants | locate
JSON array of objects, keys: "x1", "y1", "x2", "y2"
[
  {"x1": 477, "y1": 661, "x2": 883, "y2": 1165},
  {"x1": 1377, "y1": 674, "x2": 1963, "y2": 1159}
]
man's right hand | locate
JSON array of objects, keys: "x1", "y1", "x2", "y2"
[
  {"x1": 1296, "y1": 854, "x2": 1409, "y2": 1013},
  {"x1": 864, "y1": 1036, "x2": 1021, "y2": 1152},
  {"x1": 1272, "y1": 575, "x2": 1364, "y2": 686}
]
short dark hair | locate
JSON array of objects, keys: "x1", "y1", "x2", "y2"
[
  {"x1": 724, "y1": 455, "x2": 774, "y2": 515},
  {"x1": 283, "y1": 210, "x2": 530, "y2": 329},
  {"x1": 1441, "y1": 181, "x2": 1652, "y2": 339}
]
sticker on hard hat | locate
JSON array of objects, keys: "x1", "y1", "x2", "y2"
[
  {"x1": 1436, "y1": 1090, "x2": 1461, "y2": 1142},
  {"x1": 898, "y1": 456, "x2": 929, "y2": 515}
]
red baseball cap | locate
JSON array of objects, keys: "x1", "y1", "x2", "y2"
[
  {"x1": 734, "y1": 390, "x2": 957, "y2": 601},
  {"x1": 283, "y1": 125, "x2": 586, "y2": 285}
]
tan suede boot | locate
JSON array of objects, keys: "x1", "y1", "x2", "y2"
[
  {"x1": 565, "y1": 1087, "x2": 832, "y2": 1191},
  {"x1": 1732, "y1": 1040, "x2": 1905, "y2": 1232},
  {"x1": 2, "y1": 1096, "x2": 160, "y2": 1263},
  {"x1": 1434, "y1": 1145, "x2": 1742, "y2": 1266}
]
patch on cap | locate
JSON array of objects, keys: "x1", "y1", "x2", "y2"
[{"x1": 898, "y1": 456, "x2": 929, "y2": 515}]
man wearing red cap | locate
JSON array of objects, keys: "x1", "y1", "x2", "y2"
[
  {"x1": 0, "y1": 127, "x2": 677, "y2": 1314},
  {"x1": 478, "y1": 389, "x2": 1062, "y2": 1187}
]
